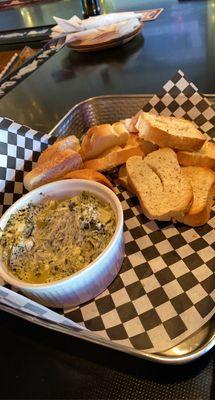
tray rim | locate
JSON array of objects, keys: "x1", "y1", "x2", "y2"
[
  {"x1": 48, "y1": 93, "x2": 215, "y2": 138},
  {"x1": 0, "y1": 303, "x2": 214, "y2": 365}
]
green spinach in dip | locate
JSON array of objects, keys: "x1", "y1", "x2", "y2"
[{"x1": 0, "y1": 192, "x2": 116, "y2": 283}]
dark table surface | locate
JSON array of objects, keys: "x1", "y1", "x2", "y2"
[
  {"x1": 0, "y1": 1, "x2": 215, "y2": 399},
  {"x1": 1, "y1": 0, "x2": 215, "y2": 132},
  {"x1": 0, "y1": 310, "x2": 214, "y2": 399},
  {"x1": 0, "y1": 0, "x2": 81, "y2": 32}
]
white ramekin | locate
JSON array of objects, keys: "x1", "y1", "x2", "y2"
[{"x1": 0, "y1": 180, "x2": 124, "y2": 308}]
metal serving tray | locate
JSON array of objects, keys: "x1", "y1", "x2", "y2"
[
  {"x1": 1, "y1": 95, "x2": 214, "y2": 365},
  {"x1": 1, "y1": 302, "x2": 215, "y2": 365}
]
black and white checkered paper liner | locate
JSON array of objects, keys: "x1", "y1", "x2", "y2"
[
  {"x1": 143, "y1": 69, "x2": 215, "y2": 140},
  {"x1": 0, "y1": 70, "x2": 214, "y2": 354},
  {"x1": 0, "y1": 117, "x2": 55, "y2": 215}
]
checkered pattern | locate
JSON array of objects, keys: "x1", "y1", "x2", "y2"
[
  {"x1": 0, "y1": 117, "x2": 53, "y2": 216},
  {"x1": 143, "y1": 69, "x2": 215, "y2": 139},
  {"x1": 0, "y1": 70, "x2": 214, "y2": 354},
  {"x1": 67, "y1": 185, "x2": 215, "y2": 352}
]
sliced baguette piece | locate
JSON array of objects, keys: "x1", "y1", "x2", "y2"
[
  {"x1": 24, "y1": 149, "x2": 82, "y2": 191},
  {"x1": 176, "y1": 167, "x2": 215, "y2": 226},
  {"x1": 38, "y1": 135, "x2": 80, "y2": 165},
  {"x1": 177, "y1": 141, "x2": 215, "y2": 170},
  {"x1": 81, "y1": 122, "x2": 129, "y2": 160},
  {"x1": 83, "y1": 134, "x2": 144, "y2": 171},
  {"x1": 126, "y1": 148, "x2": 193, "y2": 221},
  {"x1": 126, "y1": 130, "x2": 158, "y2": 155},
  {"x1": 136, "y1": 112, "x2": 206, "y2": 151},
  {"x1": 118, "y1": 165, "x2": 135, "y2": 193},
  {"x1": 61, "y1": 169, "x2": 114, "y2": 191},
  {"x1": 121, "y1": 111, "x2": 146, "y2": 133},
  {"x1": 120, "y1": 118, "x2": 135, "y2": 133},
  {"x1": 83, "y1": 145, "x2": 144, "y2": 171}
]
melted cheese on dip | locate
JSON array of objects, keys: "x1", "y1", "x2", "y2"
[{"x1": 0, "y1": 192, "x2": 116, "y2": 284}]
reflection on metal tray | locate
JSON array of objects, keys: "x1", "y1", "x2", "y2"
[
  {"x1": 49, "y1": 94, "x2": 215, "y2": 138},
  {"x1": 48, "y1": 95, "x2": 215, "y2": 364},
  {"x1": 49, "y1": 95, "x2": 154, "y2": 138}
]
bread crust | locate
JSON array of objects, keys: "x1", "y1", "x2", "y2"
[
  {"x1": 178, "y1": 167, "x2": 215, "y2": 226},
  {"x1": 61, "y1": 169, "x2": 114, "y2": 191},
  {"x1": 83, "y1": 142, "x2": 144, "y2": 171},
  {"x1": 24, "y1": 149, "x2": 82, "y2": 191},
  {"x1": 177, "y1": 142, "x2": 215, "y2": 169},
  {"x1": 38, "y1": 136, "x2": 80, "y2": 165},
  {"x1": 178, "y1": 151, "x2": 215, "y2": 169},
  {"x1": 118, "y1": 165, "x2": 135, "y2": 193},
  {"x1": 81, "y1": 123, "x2": 129, "y2": 160}
]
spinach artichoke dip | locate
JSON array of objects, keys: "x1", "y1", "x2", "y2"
[{"x1": 0, "y1": 192, "x2": 116, "y2": 284}]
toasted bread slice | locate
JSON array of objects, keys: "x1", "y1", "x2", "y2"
[
  {"x1": 136, "y1": 112, "x2": 206, "y2": 151},
  {"x1": 83, "y1": 134, "x2": 144, "y2": 171},
  {"x1": 121, "y1": 110, "x2": 143, "y2": 133},
  {"x1": 61, "y1": 169, "x2": 114, "y2": 191},
  {"x1": 121, "y1": 118, "x2": 136, "y2": 133},
  {"x1": 177, "y1": 167, "x2": 215, "y2": 226},
  {"x1": 38, "y1": 136, "x2": 80, "y2": 165},
  {"x1": 24, "y1": 149, "x2": 83, "y2": 191},
  {"x1": 177, "y1": 141, "x2": 215, "y2": 170},
  {"x1": 118, "y1": 165, "x2": 135, "y2": 193},
  {"x1": 81, "y1": 122, "x2": 129, "y2": 160},
  {"x1": 126, "y1": 148, "x2": 193, "y2": 221}
]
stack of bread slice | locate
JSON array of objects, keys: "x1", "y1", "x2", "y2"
[
  {"x1": 81, "y1": 122, "x2": 153, "y2": 170},
  {"x1": 24, "y1": 111, "x2": 215, "y2": 227},
  {"x1": 121, "y1": 112, "x2": 215, "y2": 226},
  {"x1": 126, "y1": 150, "x2": 215, "y2": 226},
  {"x1": 126, "y1": 149, "x2": 193, "y2": 222},
  {"x1": 24, "y1": 122, "x2": 145, "y2": 192}
]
